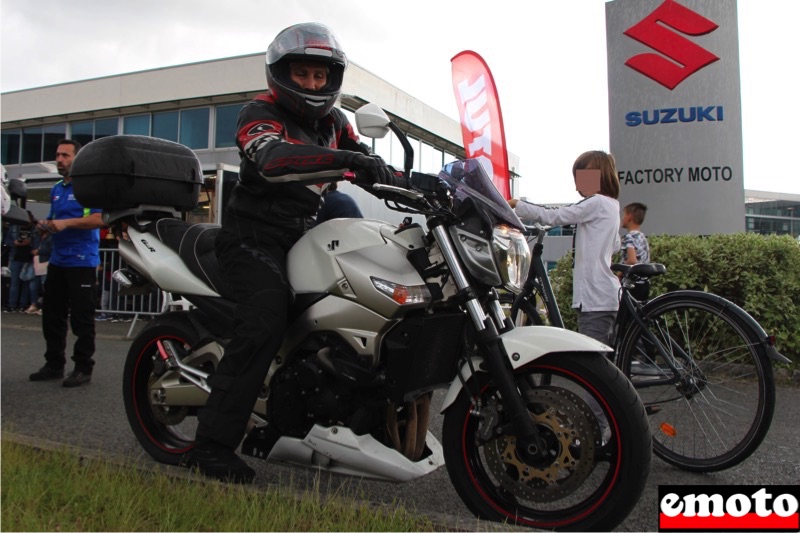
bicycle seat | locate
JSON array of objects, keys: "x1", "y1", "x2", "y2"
[{"x1": 611, "y1": 262, "x2": 666, "y2": 279}]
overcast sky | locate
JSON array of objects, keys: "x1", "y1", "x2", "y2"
[{"x1": 1, "y1": 0, "x2": 797, "y2": 203}]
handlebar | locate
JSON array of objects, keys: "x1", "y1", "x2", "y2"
[
  {"x1": 371, "y1": 183, "x2": 425, "y2": 202},
  {"x1": 522, "y1": 223, "x2": 553, "y2": 245},
  {"x1": 522, "y1": 223, "x2": 552, "y2": 235}
]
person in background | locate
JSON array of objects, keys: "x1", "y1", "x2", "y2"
[
  {"x1": 315, "y1": 181, "x2": 363, "y2": 225},
  {"x1": 4, "y1": 216, "x2": 34, "y2": 312},
  {"x1": 620, "y1": 202, "x2": 650, "y2": 265},
  {"x1": 508, "y1": 150, "x2": 621, "y2": 345},
  {"x1": 27, "y1": 229, "x2": 52, "y2": 315},
  {"x1": 29, "y1": 139, "x2": 104, "y2": 388},
  {"x1": 182, "y1": 22, "x2": 403, "y2": 484}
]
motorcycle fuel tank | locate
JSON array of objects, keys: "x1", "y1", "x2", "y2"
[{"x1": 287, "y1": 218, "x2": 428, "y2": 318}]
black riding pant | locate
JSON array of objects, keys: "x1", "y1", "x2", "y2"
[
  {"x1": 41, "y1": 264, "x2": 97, "y2": 373},
  {"x1": 196, "y1": 230, "x2": 290, "y2": 450}
]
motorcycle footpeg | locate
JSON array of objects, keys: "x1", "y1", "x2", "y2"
[{"x1": 241, "y1": 424, "x2": 281, "y2": 459}]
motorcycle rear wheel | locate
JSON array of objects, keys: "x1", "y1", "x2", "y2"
[
  {"x1": 122, "y1": 312, "x2": 209, "y2": 465},
  {"x1": 442, "y1": 352, "x2": 651, "y2": 532}
]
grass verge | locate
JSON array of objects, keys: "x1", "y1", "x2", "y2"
[{"x1": 0, "y1": 438, "x2": 435, "y2": 531}]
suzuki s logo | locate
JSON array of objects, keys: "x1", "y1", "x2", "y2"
[{"x1": 624, "y1": 0, "x2": 720, "y2": 90}]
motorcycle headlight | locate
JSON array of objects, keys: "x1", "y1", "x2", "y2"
[{"x1": 492, "y1": 225, "x2": 530, "y2": 293}]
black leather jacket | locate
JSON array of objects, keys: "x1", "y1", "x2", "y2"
[{"x1": 223, "y1": 92, "x2": 370, "y2": 250}]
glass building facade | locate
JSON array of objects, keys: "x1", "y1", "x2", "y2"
[
  {"x1": 2, "y1": 104, "x2": 460, "y2": 177},
  {"x1": 745, "y1": 193, "x2": 800, "y2": 239},
  {"x1": 1, "y1": 91, "x2": 468, "y2": 225},
  {"x1": 1, "y1": 103, "x2": 247, "y2": 165}
]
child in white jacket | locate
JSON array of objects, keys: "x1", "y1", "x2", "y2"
[{"x1": 509, "y1": 150, "x2": 621, "y2": 346}]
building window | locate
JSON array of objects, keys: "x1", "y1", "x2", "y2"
[
  {"x1": 123, "y1": 115, "x2": 150, "y2": 136},
  {"x1": 420, "y1": 141, "x2": 443, "y2": 174},
  {"x1": 21, "y1": 127, "x2": 43, "y2": 164},
  {"x1": 215, "y1": 104, "x2": 243, "y2": 148},
  {"x1": 17, "y1": 124, "x2": 67, "y2": 163},
  {"x1": 70, "y1": 118, "x2": 118, "y2": 148},
  {"x1": 95, "y1": 118, "x2": 118, "y2": 139},
  {"x1": 153, "y1": 111, "x2": 179, "y2": 142},
  {"x1": 546, "y1": 225, "x2": 576, "y2": 237},
  {"x1": 179, "y1": 108, "x2": 210, "y2": 149},
  {"x1": 72, "y1": 121, "x2": 94, "y2": 147},
  {"x1": 43, "y1": 124, "x2": 67, "y2": 160},
  {"x1": 151, "y1": 109, "x2": 209, "y2": 148},
  {"x1": 1, "y1": 129, "x2": 21, "y2": 165},
  {"x1": 389, "y1": 133, "x2": 407, "y2": 169}
]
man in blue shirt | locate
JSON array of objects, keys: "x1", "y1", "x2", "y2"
[{"x1": 30, "y1": 139, "x2": 104, "y2": 387}]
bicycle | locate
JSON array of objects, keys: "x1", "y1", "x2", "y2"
[{"x1": 503, "y1": 224, "x2": 791, "y2": 472}]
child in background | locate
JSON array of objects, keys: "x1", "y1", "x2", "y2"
[
  {"x1": 508, "y1": 150, "x2": 621, "y2": 346},
  {"x1": 620, "y1": 202, "x2": 650, "y2": 265}
]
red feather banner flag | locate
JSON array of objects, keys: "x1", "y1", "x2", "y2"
[{"x1": 451, "y1": 50, "x2": 511, "y2": 199}]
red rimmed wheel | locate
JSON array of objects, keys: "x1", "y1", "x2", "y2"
[
  {"x1": 122, "y1": 313, "x2": 216, "y2": 465},
  {"x1": 442, "y1": 352, "x2": 651, "y2": 531}
]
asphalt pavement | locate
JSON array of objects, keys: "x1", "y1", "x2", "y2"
[{"x1": 2, "y1": 311, "x2": 799, "y2": 532}]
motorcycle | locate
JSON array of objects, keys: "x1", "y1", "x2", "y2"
[{"x1": 72, "y1": 103, "x2": 651, "y2": 531}]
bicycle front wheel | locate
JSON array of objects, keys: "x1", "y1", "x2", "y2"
[
  {"x1": 616, "y1": 292, "x2": 776, "y2": 472},
  {"x1": 499, "y1": 290, "x2": 546, "y2": 327}
]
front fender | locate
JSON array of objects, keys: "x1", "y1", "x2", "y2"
[{"x1": 440, "y1": 326, "x2": 611, "y2": 412}]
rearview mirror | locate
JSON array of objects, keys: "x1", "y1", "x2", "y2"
[
  {"x1": 355, "y1": 103, "x2": 390, "y2": 139},
  {"x1": 8, "y1": 178, "x2": 27, "y2": 200}
]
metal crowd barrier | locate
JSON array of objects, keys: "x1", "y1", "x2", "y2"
[{"x1": 98, "y1": 246, "x2": 191, "y2": 337}]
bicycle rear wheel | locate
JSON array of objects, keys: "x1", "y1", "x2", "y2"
[{"x1": 616, "y1": 292, "x2": 775, "y2": 472}]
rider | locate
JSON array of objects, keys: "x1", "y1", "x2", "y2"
[{"x1": 182, "y1": 22, "x2": 403, "y2": 483}]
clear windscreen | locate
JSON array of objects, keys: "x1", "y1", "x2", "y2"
[{"x1": 439, "y1": 159, "x2": 523, "y2": 229}]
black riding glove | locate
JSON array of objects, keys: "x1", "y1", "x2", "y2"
[{"x1": 346, "y1": 153, "x2": 399, "y2": 187}]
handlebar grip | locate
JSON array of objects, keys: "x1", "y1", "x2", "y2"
[{"x1": 343, "y1": 171, "x2": 357, "y2": 182}]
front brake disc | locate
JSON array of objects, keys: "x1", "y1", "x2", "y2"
[{"x1": 483, "y1": 386, "x2": 602, "y2": 502}]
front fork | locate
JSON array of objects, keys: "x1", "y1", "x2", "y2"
[{"x1": 431, "y1": 225, "x2": 548, "y2": 461}]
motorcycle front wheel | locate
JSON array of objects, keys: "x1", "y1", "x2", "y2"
[
  {"x1": 122, "y1": 312, "x2": 213, "y2": 465},
  {"x1": 442, "y1": 352, "x2": 651, "y2": 532}
]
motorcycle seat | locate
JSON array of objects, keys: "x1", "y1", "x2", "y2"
[{"x1": 154, "y1": 219, "x2": 226, "y2": 296}]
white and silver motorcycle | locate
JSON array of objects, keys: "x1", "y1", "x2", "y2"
[{"x1": 73, "y1": 103, "x2": 651, "y2": 531}]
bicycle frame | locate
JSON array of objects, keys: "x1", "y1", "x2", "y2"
[
  {"x1": 513, "y1": 226, "x2": 790, "y2": 367},
  {"x1": 512, "y1": 225, "x2": 564, "y2": 328},
  {"x1": 610, "y1": 280, "x2": 696, "y2": 390}
]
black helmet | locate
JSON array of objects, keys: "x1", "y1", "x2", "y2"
[{"x1": 266, "y1": 22, "x2": 347, "y2": 123}]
